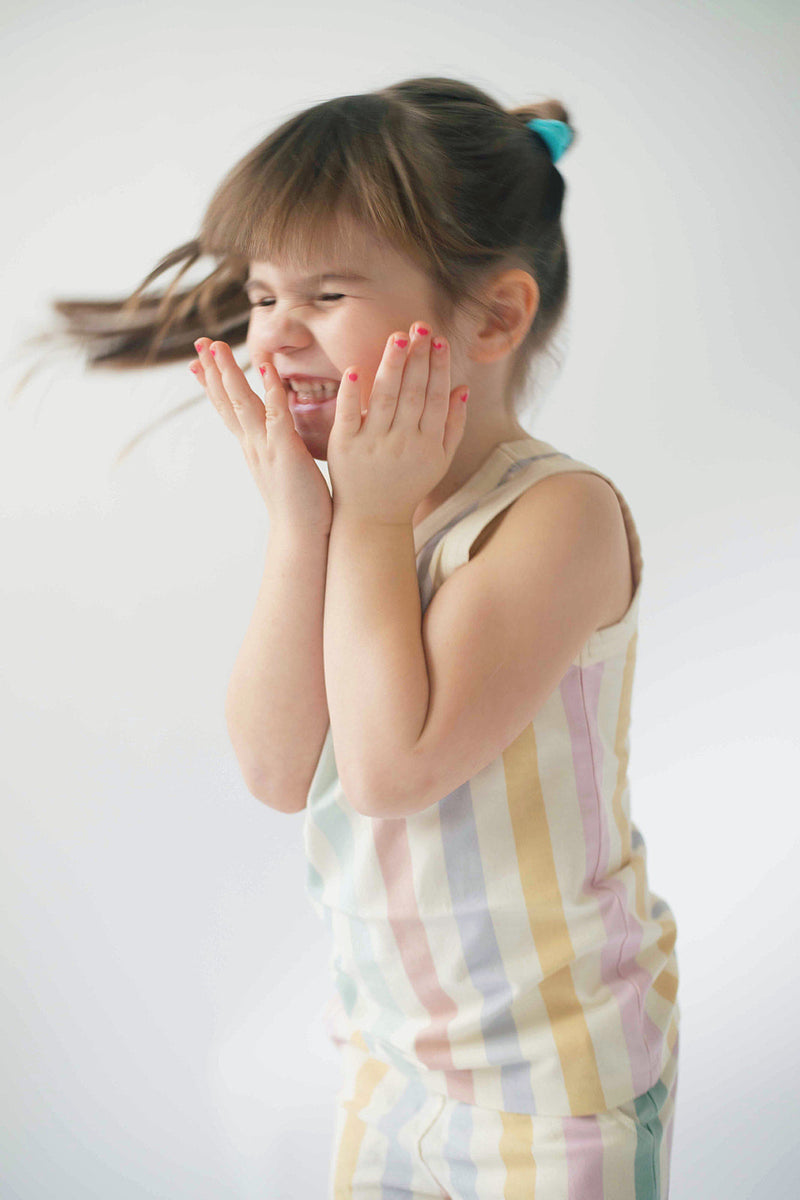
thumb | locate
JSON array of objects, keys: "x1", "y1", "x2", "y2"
[{"x1": 442, "y1": 385, "x2": 469, "y2": 463}]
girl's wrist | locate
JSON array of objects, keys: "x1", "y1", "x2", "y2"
[{"x1": 268, "y1": 519, "x2": 331, "y2": 547}]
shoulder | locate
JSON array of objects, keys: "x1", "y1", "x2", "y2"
[
  {"x1": 470, "y1": 467, "x2": 626, "y2": 556},
  {"x1": 472, "y1": 469, "x2": 633, "y2": 632},
  {"x1": 507, "y1": 466, "x2": 621, "y2": 519}
]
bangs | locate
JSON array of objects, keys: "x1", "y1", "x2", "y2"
[{"x1": 197, "y1": 94, "x2": 445, "y2": 278}]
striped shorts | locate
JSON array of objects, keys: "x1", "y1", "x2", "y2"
[{"x1": 328, "y1": 1033, "x2": 679, "y2": 1199}]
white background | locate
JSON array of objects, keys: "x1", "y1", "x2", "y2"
[{"x1": 2, "y1": 1, "x2": 798, "y2": 1196}]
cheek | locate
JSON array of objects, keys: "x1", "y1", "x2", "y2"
[{"x1": 364, "y1": 327, "x2": 397, "y2": 368}]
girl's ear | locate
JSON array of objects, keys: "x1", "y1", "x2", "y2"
[{"x1": 469, "y1": 269, "x2": 540, "y2": 364}]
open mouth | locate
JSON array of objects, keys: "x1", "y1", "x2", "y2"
[{"x1": 284, "y1": 379, "x2": 340, "y2": 405}]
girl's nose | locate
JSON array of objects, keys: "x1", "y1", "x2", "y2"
[{"x1": 249, "y1": 311, "x2": 312, "y2": 359}]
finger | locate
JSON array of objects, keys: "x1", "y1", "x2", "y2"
[
  {"x1": 210, "y1": 341, "x2": 276, "y2": 441},
  {"x1": 392, "y1": 322, "x2": 432, "y2": 430},
  {"x1": 331, "y1": 368, "x2": 363, "y2": 435},
  {"x1": 257, "y1": 360, "x2": 296, "y2": 433},
  {"x1": 191, "y1": 341, "x2": 242, "y2": 437},
  {"x1": 362, "y1": 331, "x2": 410, "y2": 433},
  {"x1": 419, "y1": 332, "x2": 451, "y2": 436},
  {"x1": 193, "y1": 338, "x2": 248, "y2": 436}
]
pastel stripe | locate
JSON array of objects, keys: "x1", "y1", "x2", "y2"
[
  {"x1": 376, "y1": 1073, "x2": 435, "y2": 1196},
  {"x1": 437, "y1": 779, "x2": 537, "y2": 1114},
  {"x1": 307, "y1": 759, "x2": 438, "y2": 1082},
  {"x1": 371, "y1": 815, "x2": 474, "y2": 1101},
  {"x1": 504, "y1": 723, "x2": 606, "y2": 1113},
  {"x1": 632, "y1": 1079, "x2": 667, "y2": 1199},
  {"x1": 499, "y1": 1109, "x2": 537, "y2": 1198},
  {"x1": 561, "y1": 663, "x2": 659, "y2": 1096},
  {"x1": 563, "y1": 1113, "x2": 604, "y2": 1199},
  {"x1": 331, "y1": 1040, "x2": 391, "y2": 1196},
  {"x1": 610, "y1": 631, "x2": 638, "y2": 862},
  {"x1": 443, "y1": 1102, "x2": 480, "y2": 1199}
]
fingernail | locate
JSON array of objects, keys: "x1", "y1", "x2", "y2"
[
  {"x1": 209, "y1": 348, "x2": 216, "y2": 357},
  {"x1": 189, "y1": 363, "x2": 199, "y2": 374},
  {"x1": 194, "y1": 339, "x2": 204, "y2": 352},
  {"x1": 258, "y1": 365, "x2": 266, "y2": 375},
  {"x1": 460, "y1": 389, "x2": 469, "y2": 403},
  {"x1": 416, "y1": 326, "x2": 429, "y2": 337}
]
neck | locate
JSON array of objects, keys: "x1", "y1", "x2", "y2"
[{"x1": 412, "y1": 407, "x2": 532, "y2": 530}]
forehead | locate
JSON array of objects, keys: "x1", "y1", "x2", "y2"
[
  {"x1": 246, "y1": 229, "x2": 426, "y2": 288},
  {"x1": 245, "y1": 263, "x2": 371, "y2": 288}
]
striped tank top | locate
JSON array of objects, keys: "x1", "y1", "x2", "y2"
[{"x1": 303, "y1": 435, "x2": 680, "y2": 1117}]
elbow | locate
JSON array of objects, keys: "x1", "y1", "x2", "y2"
[
  {"x1": 340, "y1": 765, "x2": 390, "y2": 819},
  {"x1": 255, "y1": 788, "x2": 308, "y2": 815},
  {"x1": 337, "y1": 745, "x2": 438, "y2": 819},
  {"x1": 243, "y1": 770, "x2": 308, "y2": 814},
  {"x1": 343, "y1": 768, "x2": 422, "y2": 820},
  {"x1": 348, "y1": 795, "x2": 392, "y2": 819}
]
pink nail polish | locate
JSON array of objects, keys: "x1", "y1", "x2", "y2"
[
  {"x1": 460, "y1": 389, "x2": 469, "y2": 403},
  {"x1": 394, "y1": 337, "x2": 408, "y2": 349},
  {"x1": 209, "y1": 348, "x2": 216, "y2": 357},
  {"x1": 416, "y1": 326, "x2": 429, "y2": 337}
]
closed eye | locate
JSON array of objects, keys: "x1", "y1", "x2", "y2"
[{"x1": 249, "y1": 294, "x2": 346, "y2": 308}]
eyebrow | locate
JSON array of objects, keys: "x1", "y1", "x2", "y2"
[{"x1": 244, "y1": 272, "x2": 370, "y2": 291}]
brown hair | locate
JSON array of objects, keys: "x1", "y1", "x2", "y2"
[{"x1": 14, "y1": 77, "x2": 576, "y2": 464}]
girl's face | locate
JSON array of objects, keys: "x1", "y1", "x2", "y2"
[{"x1": 244, "y1": 233, "x2": 449, "y2": 460}]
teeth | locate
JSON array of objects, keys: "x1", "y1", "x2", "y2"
[{"x1": 288, "y1": 379, "x2": 338, "y2": 400}]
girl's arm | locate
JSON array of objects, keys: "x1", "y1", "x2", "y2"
[
  {"x1": 323, "y1": 513, "x2": 430, "y2": 813},
  {"x1": 225, "y1": 525, "x2": 330, "y2": 813}
]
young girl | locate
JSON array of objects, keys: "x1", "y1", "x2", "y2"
[{"x1": 35, "y1": 77, "x2": 679, "y2": 1199}]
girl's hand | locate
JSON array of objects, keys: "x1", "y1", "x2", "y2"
[
  {"x1": 326, "y1": 324, "x2": 468, "y2": 525},
  {"x1": 192, "y1": 338, "x2": 333, "y2": 537}
]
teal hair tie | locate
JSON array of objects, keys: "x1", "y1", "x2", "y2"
[{"x1": 527, "y1": 118, "x2": 573, "y2": 164}]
